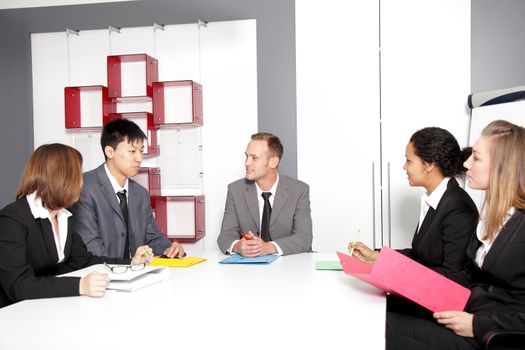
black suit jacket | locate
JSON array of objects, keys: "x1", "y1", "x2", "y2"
[
  {"x1": 458, "y1": 209, "x2": 525, "y2": 344},
  {"x1": 0, "y1": 197, "x2": 126, "y2": 308},
  {"x1": 399, "y1": 178, "x2": 478, "y2": 282}
]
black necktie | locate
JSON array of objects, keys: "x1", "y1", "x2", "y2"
[
  {"x1": 261, "y1": 192, "x2": 272, "y2": 242},
  {"x1": 116, "y1": 190, "x2": 130, "y2": 258}
]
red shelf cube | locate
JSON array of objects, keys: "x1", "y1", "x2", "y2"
[
  {"x1": 64, "y1": 85, "x2": 116, "y2": 129},
  {"x1": 104, "y1": 112, "x2": 159, "y2": 156},
  {"x1": 107, "y1": 54, "x2": 158, "y2": 99},
  {"x1": 154, "y1": 195, "x2": 205, "y2": 243},
  {"x1": 153, "y1": 80, "x2": 203, "y2": 126},
  {"x1": 132, "y1": 167, "x2": 161, "y2": 196}
]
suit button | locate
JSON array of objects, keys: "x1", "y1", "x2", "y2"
[{"x1": 121, "y1": 232, "x2": 125, "y2": 237}]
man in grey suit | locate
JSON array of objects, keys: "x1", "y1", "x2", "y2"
[
  {"x1": 217, "y1": 132, "x2": 313, "y2": 256},
  {"x1": 71, "y1": 119, "x2": 184, "y2": 259}
]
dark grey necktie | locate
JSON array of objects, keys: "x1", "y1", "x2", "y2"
[
  {"x1": 261, "y1": 192, "x2": 272, "y2": 242},
  {"x1": 116, "y1": 190, "x2": 130, "y2": 258}
]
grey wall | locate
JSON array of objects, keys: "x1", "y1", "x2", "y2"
[
  {"x1": 472, "y1": 0, "x2": 525, "y2": 92},
  {"x1": 0, "y1": 0, "x2": 296, "y2": 206}
]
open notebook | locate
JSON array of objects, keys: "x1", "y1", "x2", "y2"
[{"x1": 59, "y1": 264, "x2": 169, "y2": 292}]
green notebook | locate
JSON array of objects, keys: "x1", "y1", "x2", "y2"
[{"x1": 315, "y1": 260, "x2": 343, "y2": 271}]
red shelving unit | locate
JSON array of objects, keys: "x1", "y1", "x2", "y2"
[
  {"x1": 154, "y1": 195, "x2": 205, "y2": 243},
  {"x1": 153, "y1": 80, "x2": 203, "y2": 126},
  {"x1": 64, "y1": 85, "x2": 115, "y2": 129},
  {"x1": 107, "y1": 54, "x2": 158, "y2": 99}
]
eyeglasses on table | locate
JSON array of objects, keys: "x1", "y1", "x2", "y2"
[{"x1": 104, "y1": 262, "x2": 146, "y2": 274}]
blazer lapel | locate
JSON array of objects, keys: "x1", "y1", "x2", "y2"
[
  {"x1": 412, "y1": 207, "x2": 436, "y2": 247},
  {"x1": 96, "y1": 165, "x2": 125, "y2": 223},
  {"x1": 63, "y1": 218, "x2": 74, "y2": 260},
  {"x1": 243, "y1": 181, "x2": 261, "y2": 231},
  {"x1": 270, "y1": 177, "x2": 289, "y2": 227},
  {"x1": 412, "y1": 178, "x2": 457, "y2": 247},
  {"x1": 483, "y1": 210, "x2": 524, "y2": 269},
  {"x1": 37, "y1": 218, "x2": 59, "y2": 263}
]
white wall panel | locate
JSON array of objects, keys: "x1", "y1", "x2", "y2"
[
  {"x1": 381, "y1": 0, "x2": 471, "y2": 248},
  {"x1": 296, "y1": 1, "x2": 381, "y2": 252},
  {"x1": 155, "y1": 23, "x2": 200, "y2": 82},
  {"x1": 297, "y1": 0, "x2": 470, "y2": 252},
  {"x1": 200, "y1": 20, "x2": 258, "y2": 251},
  {"x1": 108, "y1": 26, "x2": 155, "y2": 56},
  {"x1": 31, "y1": 32, "x2": 70, "y2": 147},
  {"x1": 68, "y1": 29, "x2": 109, "y2": 86}
]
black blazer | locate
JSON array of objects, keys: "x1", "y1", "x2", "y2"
[
  {"x1": 459, "y1": 209, "x2": 525, "y2": 345},
  {"x1": 399, "y1": 178, "x2": 479, "y2": 282},
  {"x1": 0, "y1": 197, "x2": 126, "y2": 308}
]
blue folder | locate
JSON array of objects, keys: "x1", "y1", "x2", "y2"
[{"x1": 219, "y1": 254, "x2": 279, "y2": 264}]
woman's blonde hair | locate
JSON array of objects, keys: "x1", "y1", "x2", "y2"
[
  {"x1": 16, "y1": 143, "x2": 83, "y2": 210},
  {"x1": 482, "y1": 120, "x2": 525, "y2": 241}
]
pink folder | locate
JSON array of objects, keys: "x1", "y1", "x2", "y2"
[{"x1": 337, "y1": 246, "x2": 471, "y2": 312}]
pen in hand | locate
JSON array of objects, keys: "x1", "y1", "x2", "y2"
[
  {"x1": 240, "y1": 232, "x2": 251, "y2": 240},
  {"x1": 348, "y1": 229, "x2": 360, "y2": 257}
]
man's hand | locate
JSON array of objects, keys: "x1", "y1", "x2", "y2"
[
  {"x1": 233, "y1": 231, "x2": 277, "y2": 257},
  {"x1": 164, "y1": 241, "x2": 185, "y2": 258},
  {"x1": 131, "y1": 245, "x2": 154, "y2": 265}
]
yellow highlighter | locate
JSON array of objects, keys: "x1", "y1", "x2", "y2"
[{"x1": 348, "y1": 229, "x2": 360, "y2": 256}]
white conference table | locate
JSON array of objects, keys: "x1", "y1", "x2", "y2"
[{"x1": 0, "y1": 252, "x2": 385, "y2": 350}]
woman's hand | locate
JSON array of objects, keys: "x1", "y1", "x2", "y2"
[
  {"x1": 348, "y1": 242, "x2": 379, "y2": 262},
  {"x1": 434, "y1": 311, "x2": 474, "y2": 337},
  {"x1": 79, "y1": 271, "x2": 110, "y2": 297}
]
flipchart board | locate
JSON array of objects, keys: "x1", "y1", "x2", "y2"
[{"x1": 467, "y1": 87, "x2": 525, "y2": 211}]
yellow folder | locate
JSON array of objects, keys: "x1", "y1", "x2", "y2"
[{"x1": 149, "y1": 256, "x2": 207, "y2": 268}]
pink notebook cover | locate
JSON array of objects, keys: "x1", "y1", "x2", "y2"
[{"x1": 337, "y1": 246, "x2": 471, "y2": 312}]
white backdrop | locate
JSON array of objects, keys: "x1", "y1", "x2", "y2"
[
  {"x1": 296, "y1": 0, "x2": 471, "y2": 251},
  {"x1": 31, "y1": 20, "x2": 258, "y2": 251}
]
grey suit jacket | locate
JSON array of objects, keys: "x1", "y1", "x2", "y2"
[
  {"x1": 70, "y1": 164, "x2": 170, "y2": 258},
  {"x1": 217, "y1": 175, "x2": 313, "y2": 255}
]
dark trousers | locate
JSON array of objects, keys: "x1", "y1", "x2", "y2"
[
  {"x1": 386, "y1": 295, "x2": 479, "y2": 350},
  {"x1": 386, "y1": 310, "x2": 480, "y2": 350}
]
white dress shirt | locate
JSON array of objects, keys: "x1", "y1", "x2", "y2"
[
  {"x1": 228, "y1": 174, "x2": 283, "y2": 255},
  {"x1": 417, "y1": 177, "x2": 450, "y2": 233},
  {"x1": 475, "y1": 207, "x2": 516, "y2": 267},
  {"x1": 104, "y1": 163, "x2": 129, "y2": 202},
  {"x1": 26, "y1": 191, "x2": 71, "y2": 263}
]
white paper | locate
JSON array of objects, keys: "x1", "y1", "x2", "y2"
[{"x1": 58, "y1": 264, "x2": 170, "y2": 291}]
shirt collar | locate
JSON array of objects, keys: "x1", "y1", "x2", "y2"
[
  {"x1": 26, "y1": 191, "x2": 72, "y2": 220},
  {"x1": 476, "y1": 207, "x2": 516, "y2": 243},
  {"x1": 255, "y1": 173, "x2": 279, "y2": 198},
  {"x1": 104, "y1": 163, "x2": 129, "y2": 194},
  {"x1": 423, "y1": 177, "x2": 450, "y2": 210}
]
